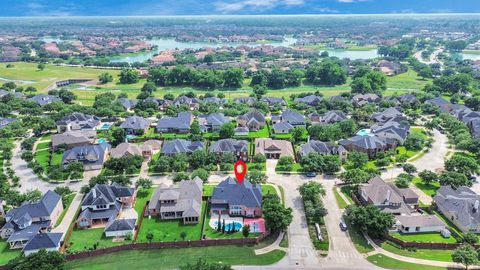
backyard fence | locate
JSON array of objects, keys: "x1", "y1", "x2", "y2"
[
  {"x1": 66, "y1": 233, "x2": 269, "y2": 261},
  {"x1": 383, "y1": 234, "x2": 465, "y2": 250}
]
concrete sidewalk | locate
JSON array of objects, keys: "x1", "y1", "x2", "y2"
[{"x1": 52, "y1": 193, "x2": 83, "y2": 239}]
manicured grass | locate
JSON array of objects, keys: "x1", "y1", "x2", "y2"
[
  {"x1": 134, "y1": 188, "x2": 154, "y2": 215},
  {"x1": 396, "y1": 146, "x2": 420, "y2": 159},
  {"x1": 386, "y1": 69, "x2": 431, "y2": 91},
  {"x1": 333, "y1": 187, "x2": 349, "y2": 209},
  {"x1": 247, "y1": 161, "x2": 266, "y2": 171},
  {"x1": 0, "y1": 240, "x2": 22, "y2": 266},
  {"x1": 344, "y1": 217, "x2": 374, "y2": 253},
  {"x1": 389, "y1": 232, "x2": 457, "y2": 244},
  {"x1": 51, "y1": 152, "x2": 64, "y2": 166},
  {"x1": 65, "y1": 246, "x2": 286, "y2": 270},
  {"x1": 367, "y1": 254, "x2": 447, "y2": 270},
  {"x1": 248, "y1": 126, "x2": 270, "y2": 138},
  {"x1": 36, "y1": 141, "x2": 51, "y2": 150},
  {"x1": 279, "y1": 233, "x2": 288, "y2": 248},
  {"x1": 39, "y1": 134, "x2": 52, "y2": 141},
  {"x1": 68, "y1": 228, "x2": 133, "y2": 253},
  {"x1": 158, "y1": 133, "x2": 190, "y2": 139},
  {"x1": 412, "y1": 177, "x2": 440, "y2": 197},
  {"x1": 137, "y1": 202, "x2": 206, "y2": 242},
  {"x1": 55, "y1": 193, "x2": 76, "y2": 227},
  {"x1": 34, "y1": 149, "x2": 51, "y2": 170},
  {"x1": 379, "y1": 240, "x2": 453, "y2": 262},
  {"x1": 339, "y1": 185, "x2": 356, "y2": 204},
  {"x1": 203, "y1": 184, "x2": 216, "y2": 197},
  {"x1": 262, "y1": 184, "x2": 278, "y2": 198},
  {"x1": 203, "y1": 216, "x2": 260, "y2": 239}
]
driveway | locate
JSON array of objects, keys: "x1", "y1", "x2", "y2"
[{"x1": 52, "y1": 193, "x2": 83, "y2": 238}]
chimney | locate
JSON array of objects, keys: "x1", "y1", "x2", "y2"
[
  {"x1": 386, "y1": 190, "x2": 391, "y2": 203},
  {"x1": 474, "y1": 200, "x2": 479, "y2": 213},
  {"x1": 92, "y1": 188, "x2": 97, "y2": 199}
]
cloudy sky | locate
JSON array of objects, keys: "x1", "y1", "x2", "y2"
[{"x1": 0, "y1": 0, "x2": 478, "y2": 16}]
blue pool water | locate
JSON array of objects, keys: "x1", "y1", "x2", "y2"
[
  {"x1": 126, "y1": 134, "x2": 136, "y2": 140},
  {"x1": 356, "y1": 128, "x2": 373, "y2": 137},
  {"x1": 213, "y1": 221, "x2": 242, "y2": 232},
  {"x1": 99, "y1": 123, "x2": 111, "y2": 130},
  {"x1": 98, "y1": 138, "x2": 106, "y2": 144}
]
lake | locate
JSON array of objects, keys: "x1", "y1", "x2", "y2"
[
  {"x1": 461, "y1": 52, "x2": 480, "y2": 61},
  {"x1": 320, "y1": 49, "x2": 378, "y2": 60}
]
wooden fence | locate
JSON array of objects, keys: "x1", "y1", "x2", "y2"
[
  {"x1": 66, "y1": 233, "x2": 268, "y2": 261},
  {"x1": 384, "y1": 234, "x2": 466, "y2": 250}
]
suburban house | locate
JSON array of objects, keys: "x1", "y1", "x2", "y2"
[
  {"x1": 210, "y1": 177, "x2": 262, "y2": 218},
  {"x1": 76, "y1": 183, "x2": 136, "y2": 229},
  {"x1": 392, "y1": 94, "x2": 418, "y2": 105},
  {"x1": 236, "y1": 111, "x2": 266, "y2": 132},
  {"x1": 62, "y1": 143, "x2": 111, "y2": 171},
  {"x1": 197, "y1": 113, "x2": 230, "y2": 132},
  {"x1": 209, "y1": 139, "x2": 249, "y2": 161},
  {"x1": 319, "y1": 111, "x2": 347, "y2": 124},
  {"x1": 272, "y1": 110, "x2": 306, "y2": 127},
  {"x1": 424, "y1": 97, "x2": 467, "y2": 114},
  {"x1": 120, "y1": 116, "x2": 151, "y2": 135},
  {"x1": 371, "y1": 107, "x2": 404, "y2": 123},
  {"x1": 28, "y1": 94, "x2": 61, "y2": 106},
  {"x1": 434, "y1": 186, "x2": 480, "y2": 233},
  {"x1": 147, "y1": 178, "x2": 203, "y2": 224},
  {"x1": 234, "y1": 97, "x2": 255, "y2": 105},
  {"x1": 202, "y1": 97, "x2": 228, "y2": 106},
  {"x1": 352, "y1": 94, "x2": 380, "y2": 107},
  {"x1": 117, "y1": 98, "x2": 138, "y2": 111},
  {"x1": 56, "y1": 112, "x2": 101, "y2": 132},
  {"x1": 162, "y1": 139, "x2": 205, "y2": 156},
  {"x1": 0, "y1": 90, "x2": 24, "y2": 99},
  {"x1": 104, "y1": 219, "x2": 136, "y2": 238},
  {"x1": 260, "y1": 96, "x2": 287, "y2": 108},
  {"x1": 376, "y1": 60, "x2": 403, "y2": 76},
  {"x1": 110, "y1": 141, "x2": 161, "y2": 159},
  {"x1": 173, "y1": 96, "x2": 200, "y2": 110},
  {"x1": 0, "y1": 191, "x2": 63, "y2": 250},
  {"x1": 273, "y1": 122, "x2": 294, "y2": 134},
  {"x1": 294, "y1": 95, "x2": 322, "y2": 106},
  {"x1": 371, "y1": 121, "x2": 410, "y2": 145},
  {"x1": 299, "y1": 140, "x2": 348, "y2": 161},
  {"x1": 51, "y1": 130, "x2": 96, "y2": 151},
  {"x1": 308, "y1": 112, "x2": 321, "y2": 123},
  {"x1": 360, "y1": 176, "x2": 418, "y2": 215},
  {"x1": 0, "y1": 118, "x2": 17, "y2": 129},
  {"x1": 394, "y1": 215, "x2": 446, "y2": 234},
  {"x1": 156, "y1": 112, "x2": 193, "y2": 133},
  {"x1": 234, "y1": 126, "x2": 249, "y2": 136},
  {"x1": 23, "y1": 232, "x2": 63, "y2": 256},
  {"x1": 254, "y1": 138, "x2": 294, "y2": 159},
  {"x1": 339, "y1": 135, "x2": 395, "y2": 158}
]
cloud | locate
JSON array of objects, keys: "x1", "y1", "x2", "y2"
[{"x1": 215, "y1": 0, "x2": 304, "y2": 13}]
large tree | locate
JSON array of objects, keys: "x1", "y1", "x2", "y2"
[
  {"x1": 445, "y1": 155, "x2": 479, "y2": 177},
  {"x1": 451, "y1": 244, "x2": 478, "y2": 270},
  {"x1": 262, "y1": 196, "x2": 293, "y2": 232},
  {"x1": 305, "y1": 59, "x2": 347, "y2": 86},
  {"x1": 7, "y1": 250, "x2": 66, "y2": 270},
  {"x1": 345, "y1": 204, "x2": 394, "y2": 239},
  {"x1": 439, "y1": 171, "x2": 471, "y2": 189}
]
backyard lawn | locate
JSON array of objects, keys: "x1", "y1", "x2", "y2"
[
  {"x1": 34, "y1": 149, "x2": 51, "y2": 170},
  {"x1": 367, "y1": 254, "x2": 447, "y2": 270},
  {"x1": 379, "y1": 240, "x2": 453, "y2": 262},
  {"x1": 51, "y1": 152, "x2": 64, "y2": 166},
  {"x1": 36, "y1": 141, "x2": 51, "y2": 150},
  {"x1": 68, "y1": 228, "x2": 133, "y2": 253},
  {"x1": 389, "y1": 232, "x2": 457, "y2": 244},
  {"x1": 247, "y1": 126, "x2": 270, "y2": 138},
  {"x1": 136, "y1": 202, "x2": 206, "y2": 242},
  {"x1": 0, "y1": 240, "x2": 22, "y2": 266},
  {"x1": 412, "y1": 177, "x2": 440, "y2": 197},
  {"x1": 65, "y1": 245, "x2": 286, "y2": 270}
]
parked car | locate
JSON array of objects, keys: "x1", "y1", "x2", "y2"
[
  {"x1": 339, "y1": 220, "x2": 348, "y2": 231},
  {"x1": 306, "y1": 172, "x2": 317, "y2": 177}
]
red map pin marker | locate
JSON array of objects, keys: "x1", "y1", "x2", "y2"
[{"x1": 234, "y1": 160, "x2": 247, "y2": 184}]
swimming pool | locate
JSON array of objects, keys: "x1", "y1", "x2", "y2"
[
  {"x1": 97, "y1": 138, "x2": 106, "y2": 144},
  {"x1": 213, "y1": 221, "x2": 242, "y2": 232},
  {"x1": 98, "y1": 123, "x2": 112, "y2": 130},
  {"x1": 356, "y1": 128, "x2": 373, "y2": 137}
]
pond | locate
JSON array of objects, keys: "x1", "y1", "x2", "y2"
[
  {"x1": 321, "y1": 49, "x2": 378, "y2": 60},
  {"x1": 461, "y1": 52, "x2": 480, "y2": 61},
  {"x1": 109, "y1": 37, "x2": 298, "y2": 63}
]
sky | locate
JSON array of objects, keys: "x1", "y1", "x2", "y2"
[{"x1": 0, "y1": 0, "x2": 478, "y2": 16}]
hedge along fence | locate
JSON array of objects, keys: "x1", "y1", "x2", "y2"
[
  {"x1": 66, "y1": 233, "x2": 269, "y2": 261},
  {"x1": 383, "y1": 234, "x2": 465, "y2": 250}
]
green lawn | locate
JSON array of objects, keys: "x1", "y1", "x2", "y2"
[
  {"x1": 379, "y1": 241, "x2": 453, "y2": 262},
  {"x1": 412, "y1": 177, "x2": 440, "y2": 197},
  {"x1": 367, "y1": 254, "x2": 447, "y2": 270},
  {"x1": 339, "y1": 185, "x2": 356, "y2": 204},
  {"x1": 333, "y1": 187, "x2": 349, "y2": 209},
  {"x1": 51, "y1": 152, "x2": 64, "y2": 166},
  {"x1": 262, "y1": 184, "x2": 278, "y2": 198},
  {"x1": 39, "y1": 134, "x2": 52, "y2": 141},
  {"x1": 203, "y1": 218, "x2": 260, "y2": 239},
  {"x1": 345, "y1": 219, "x2": 374, "y2": 253},
  {"x1": 34, "y1": 149, "x2": 51, "y2": 171},
  {"x1": 389, "y1": 232, "x2": 457, "y2": 244},
  {"x1": 396, "y1": 146, "x2": 420, "y2": 159},
  {"x1": 247, "y1": 126, "x2": 270, "y2": 138},
  {"x1": 0, "y1": 240, "x2": 22, "y2": 266},
  {"x1": 137, "y1": 202, "x2": 206, "y2": 242},
  {"x1": 135, "y1": 188, "x2": 154, "y2": 216},
  {"x1": 67, "y1": 228, "x2": 133, "y2": 253},
  {"x1": 279, "y1": 233, "x2": 288, "y2": 248},
  {"x1": 203, "y1": 184, "x2": 216, "y2": 197},
  {"x1": 386, "y1": 69, "x2": 431, "y2": 91},
  {"x1": 65, "y1": 246, "x2": 286, "y2": 270},
  {"x1": 36, "y1": 141, "x2": 51, "y2": 150}
]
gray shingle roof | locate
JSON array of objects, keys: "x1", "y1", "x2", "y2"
[
  {"x1": 321, "y1": 111, "x2": 347, "y2": 123},
  {"x1": 209, "y1": 139, "x2": 248, "y2": 154},
  {"x1": 23, "y1": 232, "x2": 62, "y2": 251},
  {"x1": 434, "y1": 186, "x2": 480, "y2": 230},
  {"x1": 211, "y1": 177, "x2": 262, "y2": 208},
  {"x1": 273, "y1": 122, "x2": 294, "y2": 133},
  {"x1": 339, "y1": 135, "x2": 387, "y2": 150},
  {"x1": 300, "y1": 140, "x2": 343, "y2": 156},
  {"x1": 281, "y1": 110, "x2": 305, "y2": 125},
  {"x1": 28, "y1": 94, "x2": 61, "y2": 106},
  {"x1": 157, "y1": 112, "x2": 192, "y2": 131},
  {"x1": 105, "y1": 218, "x2": 136, "y2": 232},
  {"x1": 117, "y1": 98, "x2": 138, "y2": 110},
  {"x1": 62, "y1": 143, "x2": 111, "y2": 167},
  {"x1": 82, "y1": 183, "x2": 135, "y2": 207},
  {"x1": 260, "y1": 96, "x2": 287, "y2": 106},
  {"x1": 0, "y1": 118, "x2": 17, "y2": 129},
  {"x1": 56, "y1": 112, "x2": 100, "y2": 129},
  {"x1": 161, "y1": 139, "x2": 205, "y2": 155},
  {"x1": 120, "y1": 116, "x2": 151, "y2": 130},
  {"x1": 295, "y1": 95, "x2": 322, "y2": 105}
]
